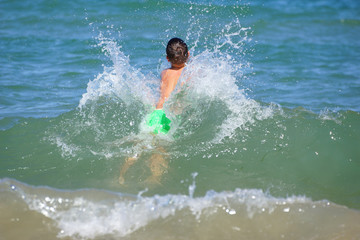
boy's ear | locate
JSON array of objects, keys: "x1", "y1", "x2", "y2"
[{"x1": 166, "y1": 56, "x2": 170, "y2": 62}]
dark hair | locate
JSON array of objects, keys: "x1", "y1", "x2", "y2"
[{"x1": 166, "y1": 38, "x2": 189, "y2": 65}]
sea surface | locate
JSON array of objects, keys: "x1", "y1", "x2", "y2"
[{"x1": 1, "y1": 0, "x2": 360, "y2": 239}]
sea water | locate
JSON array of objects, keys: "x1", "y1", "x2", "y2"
[{"x1": 1, "y1": 0, "x2": 360, "y2": 239}]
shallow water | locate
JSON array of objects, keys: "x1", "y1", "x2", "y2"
[{"x1": 1, "y1": 0, "x2": 360, "y2": 239}]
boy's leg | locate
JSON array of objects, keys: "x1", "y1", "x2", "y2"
[
  {"x1": 119, "y1": 156, "x2": 138, "y2": 185},
  {"x1": 146, "y1": 148, "x2": 168, "y2": 184}
]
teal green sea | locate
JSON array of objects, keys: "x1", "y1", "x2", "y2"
[{"x1": 1, "y1": 0, "x2": 360, "y2": 239}]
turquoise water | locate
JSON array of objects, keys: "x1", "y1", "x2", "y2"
[{"x1": 1, "y1": 1, "x2": 360, "y2": 239}]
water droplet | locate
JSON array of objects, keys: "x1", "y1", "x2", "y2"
[
  {"x1": 228, "y1": 209, "x2": 236, "y2": 215},
  {"x1": 283, "y1": 207, "x2": 290, "y2": 213}
]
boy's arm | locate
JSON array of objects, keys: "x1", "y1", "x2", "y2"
[{"x1": 156, "y1": 71, "x2": 168, "y2": 109}]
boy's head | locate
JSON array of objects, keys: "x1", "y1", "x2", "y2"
[{"x1": 166, "y1": 38, "x2": 189, "y2": 65}]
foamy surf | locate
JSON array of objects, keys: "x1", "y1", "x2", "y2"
[{"x1": 1, "y1": 178, "x2": 359, "y2": 240}]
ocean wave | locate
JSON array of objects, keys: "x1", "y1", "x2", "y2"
[{"x1": 1, "y1": 178, "x2": 359, "y2": 240}]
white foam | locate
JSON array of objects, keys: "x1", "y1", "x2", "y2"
[
  {"x1": 2, "y1": 178, "x2": 359, "y2": 240},
  {"x1": 49, "y1": 136, "x2": 80, "y2": 158},
  {"x1": 319, "y1": 108, "x2": 342, "y2": 124},
  {"x1": 12, "y1": 183, "x2": 315, "y2": 239}
]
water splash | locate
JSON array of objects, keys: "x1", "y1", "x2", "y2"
[
  {"x1": 188, "y1": 172, "x2": 198, "y2": 198},
  {"x1": 79, "y1": 32, "x2": 157, "y2": 109}
]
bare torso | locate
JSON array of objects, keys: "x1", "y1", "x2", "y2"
[{"x1": 156, "y1": 66, "x2": 185, "y2": 109}]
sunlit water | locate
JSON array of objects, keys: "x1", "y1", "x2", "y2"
[{"x1": 1, "y1": 0, "x2": 360, "y2": 239}]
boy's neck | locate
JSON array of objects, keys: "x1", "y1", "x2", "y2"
[{"x1": 170, "y1": 63, "x2": 185, "y2": 70}]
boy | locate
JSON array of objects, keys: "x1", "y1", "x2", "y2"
[
  {"x1": 146, "y1": 37, "x2": 189, "y2": 134},
  {"x1": 119, "y1": 38, "x2": 189, "y2": 185}
]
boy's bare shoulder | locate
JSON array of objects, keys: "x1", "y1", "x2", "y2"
[
  {"x1": 161, "y1": 68, "x2": 173, "y2": 80},
  {"x1": 161, "y1": 68, "x2": 171, "y2": 76},
  {"x1": 161, "y1": 68, "x2": 183, "y2": 84}
]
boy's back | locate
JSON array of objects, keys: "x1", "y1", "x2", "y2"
[
  {"x1": 156, "y1": 67, "x2": 185, "y2": 109},
  {"x1": 156, "y1": 38, "x2": 189, "y2": 109}
]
